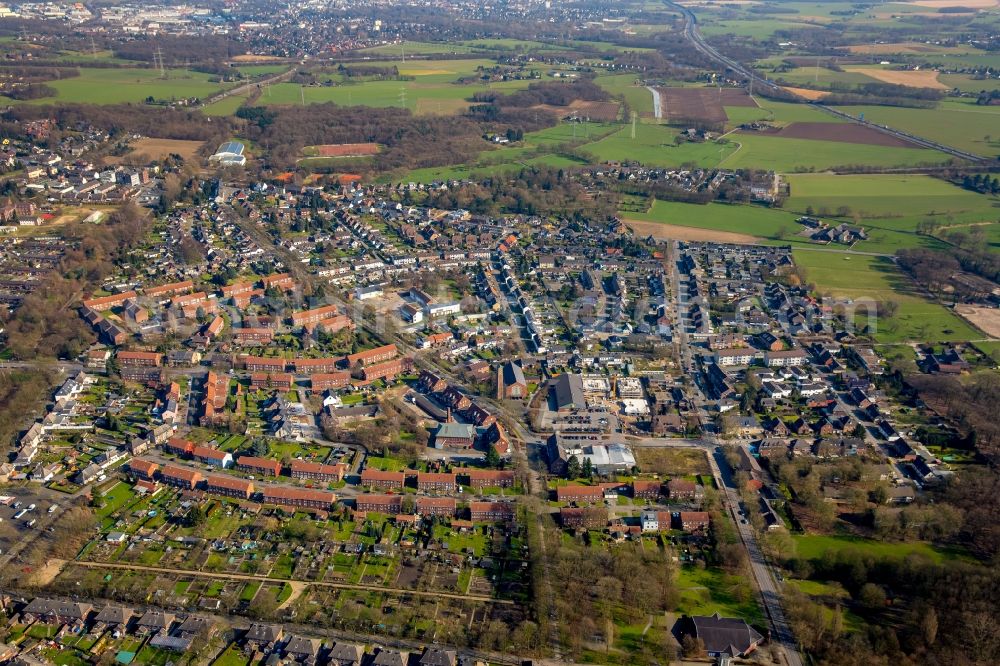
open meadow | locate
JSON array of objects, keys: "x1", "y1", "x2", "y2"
[
  {"x1": 792, "y1": 250, "x2": 987, "y2": 343},
  {"x1": 13, "y1": 67, "x2": 235, "y2": 105}
]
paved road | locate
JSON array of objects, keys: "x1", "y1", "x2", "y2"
[
  {"x1": 665, "y1": 241, "x2": 804, "y2": 666},
  {"x1": 199, "y1": 67, "x2": 298, "y2": 108},
  {"x1": 646, "y1": 85, "x2": 663, "y2": 119}
]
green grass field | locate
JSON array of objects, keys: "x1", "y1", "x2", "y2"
[
  {"x1": 792, "y1": 250, "x2": 985, "y2": 343},
  {"x1": 594, "y1": 73, "x2": 655, "y2": 116},
  {"x1": 792, "y1": 534, "x2": 969, "y2": 564},
  {"x1": 13, "y1": 67, "x2": 234, "y2": 105},
  {"x1": 357, "y1": 41, "x2": 475, "y2": 56},
  {"x1": 202, "y1": 93, "x2": 250, "y2": 117},
  {"x1": 581, "y1": 123, "x2": 740, "y2": 166},
  {"x1": 724, "y1": 133, "x2": 950, "y2": 171},
  {"x1": 784, "y1": 173, "x2": 999, "y2": 253},
  {"x1": 838, "y1": 100, "x2": 1000, "y2": 157},
  {"x1": 676, "y1": 565, "x2": 763, "y2": 622},
  {"x1": 624, "y1": 199, "x2": 801, "y2": 239}
]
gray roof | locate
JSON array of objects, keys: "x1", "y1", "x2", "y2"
[
  {"x1": 94, "y1": 605, "x2": 134, "y2": 625},
  {"x1": 552, "y1": 373, "x2": 585, "y2": 410},
  {"x1": 246, "y1": 623, "x2": 283, "y2": 643},
  {"x1": 435, "y1": 421, "x2": 475, "y2": 440},
  {"x1": 283, "y1": 634, "x2": 321, "y2": 657},
  {"x1": 327, "y1": 641, "x2": 364, "y2": 663},
  {"x1": 371, "y1": 649, "x2": 409, "y2": 666},
  {"x1": 692, "y1": 613, "x2": 764, "y2": 657},
  {"x1": 502, "y1": 361, "x2": 526, "y2": 387},
  {"x1": 137, "y1": 609, "x2": 175, "y2": 629},
  {"x1": 419, "y1": 647, "x2": 457, "y2": 666}
]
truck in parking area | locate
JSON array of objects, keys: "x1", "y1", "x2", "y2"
[
  {"x1": 12, "y1": 509, "x2": 27, "y2": 520},
  {"x1": 25, "y1": 519, "x2": 36, "y2": 528},
  {"x1": 48, "y1": 504, "x2": 58, "y2": 513}
]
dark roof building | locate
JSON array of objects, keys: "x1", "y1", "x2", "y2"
[
  {"x1": 680, "y1": 613, "x2": 765, "y2": 658},
  {"x1": 551, "y1": 373, "x2": 585, "y2": 411}
]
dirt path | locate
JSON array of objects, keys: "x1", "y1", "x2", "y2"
[
  {"x1": 70, "y1": 560, "x2": 513, "y2": 604},
  {"x1": 623, "y1": 218, "x2": 761, "y2": 244},
  {"x1": 276, "y1": 581, "x2": 306, "y2": 610}
]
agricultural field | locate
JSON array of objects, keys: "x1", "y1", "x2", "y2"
[
  {"x1": 580, "y1": 122, "x2": 739, "y2": 167},
  {"x1": 837, "y1": 99, "x2": 1000, "y2": 157},
  {"x1": 723, "y1": 131, "x2": 950, "y2": 171},
  {"x1": 12, "y1": 67, "x2": 236, "y2": 105},
  {"x1": 107, "y1": 138, "x2": 206, "y2": 164},
  {"x1": 594, "y1": 72, "x2": 655, "y2": 116}
]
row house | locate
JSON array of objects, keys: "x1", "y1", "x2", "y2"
[
  {"x1": 262, "y1": 273, "x2": 295, "y2": 291},
  {"x1": 250, "y1": 372, "x2": 294, "y2": 391},
  {"x1": 346, "y1": 344, "x2": 397, "y2": 367},
  {"x1": 201, "y1": 371, "x2": 230, "y2": 427},
  {"x1": 309, "y1": 372, "x2": 351, "y2": 392},
  {"x1": 356, "y1": 494, "x2": 402, "y2": 514},
  {"x1": 415, "y1": 496, "x2": 457, "y2": 517},
  {"x1": 360, "y1": 357, "x2": 404, "y2": 382},
  {"x1": 118, "y1": 350, "x2": 162, "y2": 367},
  {"x1": 291, "y1": 304, "x2": 340, "y2": 328},
  {"x1": 83, "y1": 291, "x2": 137, "y2": 311},
  {"x1": 360, "y1": 468, "x2": 405, "y2": 490},
  {"x1": 165, "y1": 437, "x2": 195, "y2": 457},
  {"x1": 555, "y1": 484, "x2": 605, "y2": 504},
  {"x1": 160, "y1": 465, "x2": 202, "y2": 490},
  {"x1": 237, "y1": 455, "x2": 282, "y2": 477},
  {"x1": 632, "y1": 479, "x2": 662, "y2": 500},
  {"x1": 233, "y1": 328, "x2": 275, "y2": 345},
  {"x1": 261, "y1": 486, "x2": 336, "y2": 511},
  {"x1": 470, "y1": 501, "x2": 515, "y2": 522},
  {"x1": 292, "y1": 357, "x2": 341, "y2": 374},
  {"x1": 144, "y1": 280, "x2": 194, "y2": 300},
  {"x1": 560, "y1": 507, "x2": 608, "y2": 530},
  {"x1": 462, "y1": 469, "x2": 515, "y2": 489},
  {"x1": 290, "y1": 460, "x2": 346, "y2": 482},
  {"x1": 192, "y1": 446, "x2": 233, "y2": 468},
  {"x1": 205, "y1": 475, "x2": 254, "y2": 500},
  {"x1": 416, "y1": 472, "x2": 456, "y2": 493},
  {"x1": 244, "y1": 356, "x2": 286, "y2": 372},
  {"x1": 128, "y1": 458, "x2": 159, "y2": 480}
]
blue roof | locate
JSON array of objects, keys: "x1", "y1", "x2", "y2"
[{"x1": 215, "y1": 141, "x2": 244, "y2": 156}]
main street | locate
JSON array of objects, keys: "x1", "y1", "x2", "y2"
[{"x1": 665, "y1": 242, "x2": 804, "y2": 666}]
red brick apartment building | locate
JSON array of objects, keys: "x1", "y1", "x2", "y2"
[
  {"x1": 205, "y1": 475, "x2": 254, "y2": 500},
  {"x1": 360, "y1": 469, "x2": 405, "y2": 490},
  {"x1": 361, "y1": 358, "x2": 404, "y2": 382},
  {"x1": 220, "y1": 281, "x2": 255, "y2": 300},
  {"x1": 160, "y1": 465, "x2": 202, "y2": 490},
  {"x1": 416, "y1": 472, "x2": 457, "y2": 493},
  {"x1": 292, "y1": 357, "x2": 341, "y2": 374},
  {"x1": 261, "y1": 273, "x2": 295, "y2": 291},
  {"x1": 680, "y1": 511, "x2": 711, "y2": 532},
  {"x1": 83, "y1": 291, "x2": 137, "y2": 311},
  {"x1": 469, "y1": 501, "x2": 515, "y2": 522},
  {"x1": 291, "y1": 305, "x2": 340, "y2": 328},
  {"x1": 237, "y1": 456, "x2": 282, "y2": 477},
  {"x1": 118, "y1": 351, "x2": 162, "y2": 367},
  {"x1": 309, "y1": 372, "x2": 351, "y2": 392},
  {"x1": 346, "y1": 344, "x2": 397, "y2": 367},
  {"x1": 290, "y1": 460, "x2": 346, "y2": 483},
  {"x1": 144, "y1": 280, "x2": 193, "y2": 299},
  {"x1": 128, "y1": 459, "x2": 159, "y2": 480},
  {"x1": 463, "y1": 469, "x2": 516, "y2": 489},
  {"x1": 632, "y1": 480, "x2": 663, "y2": 500},
  {"x1": 555, "y1": 485, "x2": 605, "y2": 504},
  {"x1": 233, "y1": 328, "x2": 275, "y2": 345},
  {"x1": 165, "y1": 437, "x2": 195, "y2": 457},
  {"x1": 356, "y1": 494, "x2": 402, "y2": 514},
  {"x1": 560, "y1": 507, "x2": 608, "y2": 529},
  {"x1": 250, "y1": 373, "x2": 294, "y2": 391},
  {"x1": 668, "y1": 479, "x2": 698, "y2": 500},
  {"x1": 416, "y1": 497, "x2": 457, "y2": 517},
  {"x1": 244, "y1": 357, "x2": 287, "y2": 372},
  {"x1": 201, "y1": 371, "x2": 230, "y2": 427},
  {"x1": 261, "y1": 486, "x2": 336, "y2": 510}
]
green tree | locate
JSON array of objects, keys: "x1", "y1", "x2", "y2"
[
  {"x1": 582, "y1": 457, "x2": 593, "y2": 479},
  {"x1": 486, "y1": 444, "x2": 501, "y2": 468},
  {"x1": 566, "y1": 455, "x2": 581, "y2": 480}
]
